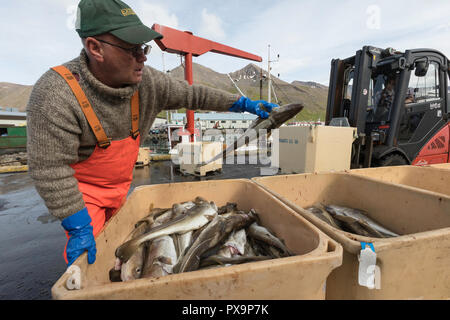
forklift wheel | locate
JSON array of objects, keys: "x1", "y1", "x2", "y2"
[{"x1": 378, "y1": 154, "x2": 408, "y2": 167}]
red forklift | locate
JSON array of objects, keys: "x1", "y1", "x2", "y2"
[{"x1": 326, "y1": 46, "x2": 449, "y2": 168}]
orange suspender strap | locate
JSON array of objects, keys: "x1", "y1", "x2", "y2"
[
  {"x1": 130, "y1": 91, "x2": 139, "y2": 139},
  {"x1": 51, "y1": 65, "x2": 140, "y2": 146},
  {"x1": 52, "y1": 65, "x2": 111, "y2": 148}
]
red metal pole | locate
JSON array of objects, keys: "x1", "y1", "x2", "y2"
[{"x1": 184, "y1": 43, "x2": 195, "y2": 142}]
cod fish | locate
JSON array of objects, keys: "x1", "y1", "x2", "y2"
[
  {"x1": 203, "y1": 103, "x2": 304, "y2": 165},
  {"x1": 172, "y1": 201, "x2": 195, "y2": 217},
  {"x1": 306, "y1": 205, "x2": 343, "y2": 230},
  {"x1": 247, "y1": 222, "x2": 292, "y2": 257},
  {"x1": 120, "y1": 245, "x2": 147, "y2": 281},
  {"x1": 136, "y1": 209, "x2": 172, "y2": 228},
  {"x1": 331, "y1": 215, "x2": 374, "y2": 238},
  {"x1": 216, "y1": 229, "x2": 247, "y2": 258},
  {"x1": 218, "y1": 202, "x2": 238, "y2": 215},
  {"x1": 135, "y1": 201, "x2": 195, "y2": 227},
  {"x1": 116, "y1": 201, "x2": 218, "y2": 262},
  {"x1": 174, "y1": 211, "x2": 257, "y2": 273},
  {"x1": 194, "y1": 196, "x2": 209, "y2": 204},
  {"x1": 243, "y1": 239, "x2": 257, "y2": 257},
  {"x1": 119, "y1": 216, "x2": 154, "y2": 282},
  {"x1": 246, "y1": 235, "x2": 269, "y2": 257},
  {"x1": 148, "y1": 207, "x2": 171, "y2": 220},
  {"x1": 172, "y1": 231, "x2": 193, "y2": 264},
  {"x1": 141, "y1": 235, "x2": 178, "y2": 278},
  {"x1": 246, "y1": 236, "x2": 285, "y2": 259},
  {"x1": 324, "y1": 204, "x2": 399, "y2": 237},
  {"x1": 199, "y1": 254, "x2": 272, "y2": 268},
  {"x1": 358, "y1": 219, "x2": 386, "y2": 238},
  {"x1": 123, "y1": 199, "x2": 193, "y2": 277}
]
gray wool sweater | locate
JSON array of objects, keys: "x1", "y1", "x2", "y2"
[{"x1": 26, "y1": 49, "x2": 240, "y2": 219}]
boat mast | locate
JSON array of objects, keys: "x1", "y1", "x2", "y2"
[
  {"x1": 267, "y1": 44, "x2": 279, "y2": 103},
  {"x1": 268, "y1": 45, "x2": 271, "y2": 103}
]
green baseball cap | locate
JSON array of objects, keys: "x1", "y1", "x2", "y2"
[{"x1": 75, "y1": 0, "x2": 163, "y2": 44}]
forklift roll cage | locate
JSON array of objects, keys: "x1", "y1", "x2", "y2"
[{"x1": 326, "y1": 46, "x2": 449, "y2": 168}]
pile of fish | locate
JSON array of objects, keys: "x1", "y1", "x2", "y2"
[
  {"x1": 305, "y1": 204, "x2": 399, "y2": 238},
  {"x1": 110, "y1": 197, "x2": 292, "y2": 282}
]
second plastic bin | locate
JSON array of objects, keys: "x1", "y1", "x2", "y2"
[
  {"x1": 429, "y1": 163, "x2": 450, "y2": 170},
  {"x1": 252, "y1": 172, "x2": 450, "y2": 299},
  {"x1": 347, "y1": 165, "x2": 450, "y2": 197}
]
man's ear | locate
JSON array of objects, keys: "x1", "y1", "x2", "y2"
[{"x1": 84, "y1": 37, "x2": 104, "y2": 62}]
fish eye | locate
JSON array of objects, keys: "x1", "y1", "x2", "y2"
[{"x1": 135, "y1": 267, "x2": 141, "y2": 274}]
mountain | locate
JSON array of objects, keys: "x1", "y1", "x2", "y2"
[
  {"x1": 291, "y1": 80, "x2": 328, "y2": 90},
  {"x1": 289, "y1": 80, "x2": 328, "y2": 120},
  {"x1": 0, "y1": 63, "x2": 328, "y2": 121},
  {"x1": 0, "y1": 82, "x2": 33, "y2": 112},
  {"x1": 169, "y1": 63, "x2": 328, "y2": 121},
  {"x1": 168, "y1": 63, "x2": 233, "y2": 92}
]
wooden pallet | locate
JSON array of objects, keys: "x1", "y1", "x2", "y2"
[
  {"x1": 180, "y1": 162, "x2": 222, "y2": 177},
  {"x1": 0, "y1": 165, "x2": 28, "y2": 173}
]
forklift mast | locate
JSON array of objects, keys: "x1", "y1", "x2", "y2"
[{"x1": 327, "y1": 46, "x2": 398, "y2": 131}]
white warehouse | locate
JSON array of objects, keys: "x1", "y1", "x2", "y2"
[{"x1": 168, "y1": 112, "x2": 258, "y2": 129}]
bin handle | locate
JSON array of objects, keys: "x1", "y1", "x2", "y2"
[
  {"x1": 360, "y1": 242, "x2": 375, "y2": 252},
  {"x1": 65, "y1": 265, "x2": 82, "y2": 290},
  {"x1": 358, "y1": 242, "x2": 380, "y2": 289}
]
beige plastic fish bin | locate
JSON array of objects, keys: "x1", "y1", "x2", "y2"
[
  {"x1": 347, "y1": 165, "x2": 450, "y2": 197},
  {"x1": 52, "y1": 179, "x2": 342, "y2": 300},
  {"x1": 428, "y1": 163, "x2": 450, "y2": 170},
  {"x1": 278, "y1": 125, "x2": 357, "y2": 174},
  {"x1": 252, "y1": 172, "x2": 450, "y2": 299}
]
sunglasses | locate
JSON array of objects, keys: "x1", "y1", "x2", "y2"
[{"x1": 95, "y1": 38, "x2": 151, "y2": 57}]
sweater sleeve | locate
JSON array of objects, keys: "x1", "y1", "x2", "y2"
[
  {"x1": 143, "y1": 66, "x2": 240, "y2": 113},
  {"x1": 26, "y1": 71, "x2": 86, "y2": 219}
]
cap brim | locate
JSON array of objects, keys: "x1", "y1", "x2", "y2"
[{"x1": 110, "y1": 24, "x2": 163, "y2": 45}]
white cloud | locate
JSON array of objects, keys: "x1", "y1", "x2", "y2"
[
  {"x1": 44, "y1": 0, "x2": 78, "y2": 8},
  {"x1": 137, "y1": 1, "x2": 179, "y2": 29},
  {"x1": 128, "y1": 2, "x2": 182, "y2": 72},
  {"x1": 1, "y1": 0, "x2": 449, "y2": 86},
  {"x1": 221, "y1": 0, "x2": 450, "y2": 84},
  {"x1": 199, "y1": 8, "x2": 226, "y2": 40}
]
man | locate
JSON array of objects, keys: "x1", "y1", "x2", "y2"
[
  {"x1": 405, "y1": 87, "x2": 415, "y2": 104},
  {"x1": 26, "y1": 0, "x2": 278, "y2": 266},
  {"x1": 374, "y1": 75, "x2": 396, "y2": 120}
]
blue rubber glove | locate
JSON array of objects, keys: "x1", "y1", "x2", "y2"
[
  {"x1": 229, "y1": 96, "x2": 279, "y2": 119},
  {"x1": 61, "y1": 207, "x2": 97, "y2": 266}
]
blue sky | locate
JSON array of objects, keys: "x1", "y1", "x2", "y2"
[{"x1": 1, "y1": 0, "x2": 449, "y2": 86}]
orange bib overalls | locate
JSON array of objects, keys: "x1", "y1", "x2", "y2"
[{"x1": 52, "y1": 66, "x2": 140, "y2": 263}]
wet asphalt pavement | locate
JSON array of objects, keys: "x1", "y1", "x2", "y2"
[{"x1": 0, "y1": 159, "x2": 272, "y2": 300}]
